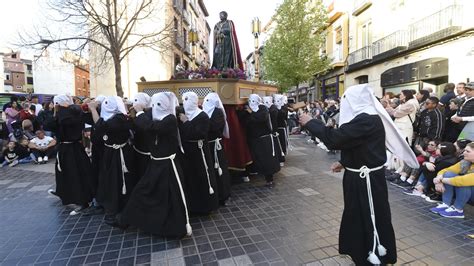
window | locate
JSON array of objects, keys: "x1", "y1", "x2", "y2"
[
  {"x1": 355, "y1": 75, "x2": 368, "y2": 84},
  {"x1": 11, "y1": 54, "x2": 17, "y2": 59},
  {"x1": 26, "y1": 64, "x2": 32, "y2": 70},
  {"x1": 360, "y1": 20, "x2": 372, "y2": 47},
  {"x1": 5, "y1": 74, "x2": 10, "y2": 80},
  {"x1": 335, "y1": 27, "x2": 342, "y2": 44},
  {"x1": 27, "y1": 77, "x2": 34, "y2": 85}
]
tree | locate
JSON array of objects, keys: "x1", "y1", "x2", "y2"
[
  {"x1": 262, "y1": 0, "x2": 329, "y2": 92},
  {"x1": 18, "y1": 0, "x2": 173, "y2": 97}
]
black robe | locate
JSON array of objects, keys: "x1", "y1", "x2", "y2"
[
  {"x1": 95, "y1": 114, "x2": 136, "y2": 215},
  {"x1": 132, "y1": 109, "x2": 152, "y2": 180},
  {"x1": 179, "y1": 111, "x2": 219, "y2": 213},
  {"x1": 121, "y1": 114, "x2": 188, "y2": 237},
  {"x1": 276, "y1": 106, "x2": 288, "y2": 155},
  {"x1": 84, "y1": 112, "x2": 103, "y2": 197},
  {"x1": 269, "y1": 105, "x2": 285, "y2": 163},
  {"x1": 305, "y1": 113, "x2": 396, "y2": 265},
  {"x1": 245, "y1": 105, "x2": 280, "y2": 178},
  {"x1": 207, "y1": 108, "x2": 231, "y2": 203},
  {"x1": 54, "y1": 106, "x2": 94, "y2": 206}
]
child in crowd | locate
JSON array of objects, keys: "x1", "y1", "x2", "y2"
[{"x1": 1, "y1": 140, "x2": 34, "y2": 167}]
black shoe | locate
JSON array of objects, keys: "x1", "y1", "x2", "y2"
[
  {"x1": 105, "y1": 218, "x2": 129, "y2": 230},
  {"x1": 425, "y1": 193, "x2": 442, "y2": 203},
  {"x1": 82, "y1": 206, "x2": 105, "y2": 216},
  {"x1": 265, "y1": 181, "x2": 274, "y2": 188},
  {"x1": 398, "y1": 181, "x2": 414, "y2": 189},
  {"x1": 390, "y1": 178, "x2": 404, "y2": 187},
  {"x1": 386, "y1": 173, "x2": 400, "y2": 182},
  {"x1": 385, "y1": 169, "x2": 395, "y2": 176}
]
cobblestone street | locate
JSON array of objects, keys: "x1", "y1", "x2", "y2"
[{"x1": 0, "y1": 136, "x2": 473, "y2": 265}]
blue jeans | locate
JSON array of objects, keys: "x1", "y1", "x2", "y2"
[
  {"x1": 442, "y1": 171, "x2": 474, "y2": 210},
  {"x1": 417, "y1": 172, "x2": 427, "y2": 188}
]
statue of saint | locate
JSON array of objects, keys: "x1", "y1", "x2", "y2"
[{"x1": 211, "y1": 11, "x2": 243, "y2": 71}]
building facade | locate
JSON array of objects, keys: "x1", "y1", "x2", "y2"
[
  {"x1": 2, "y1": 51, "x2": 26, "y2": 92},
  {"x1": 314, "y1": 0, "x2": 350, "y2": 100},
  {"x1": 33, "y1": 50, "x2": 89, "y2": 96},
  {"x1": 90, "y1": 0, "x2": 210, "y2": 98},
  {"x1": 344, "y1": 0, "x2": 474, "y2": 97}
]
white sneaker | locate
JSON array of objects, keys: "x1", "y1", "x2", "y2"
[
  {"x1": 70, "y1": 205, "x2": 87, "y2": 216},
  {"x1": 43, "y1": 156, "x2": 48, "y2": 162},
  {"x1": 37, "y1": 157, "x2": 43, "y2": 163},
  {"x1": 242, "y1": 176, "x2": 250, "y2": 183},
  {"x1": 280, "y1": 162, "x2": 284, "y2": 167}
]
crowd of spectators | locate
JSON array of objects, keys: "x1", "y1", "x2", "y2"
[
  {"x1": 298, "y1": 82, "x2": 473, "y2": 219},
  {"x1": 0, "y1": 95, "x2": 61, "y2": 167}
]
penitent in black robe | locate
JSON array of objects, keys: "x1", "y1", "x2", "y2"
[
  {"x1": 179, "y1": 111, "x2": 219, "y2": 214},
  {"x1": 132, "y1": 109, "x2": 152, "y2": 180},
  {"x1": 276, "y1": 106, "x2": 288, "y2": 155},
  {"x1": 84, "y1": 112, "x2": 104, "y2": 197},
  {"x1": 245, "y1": 105, "x2": 280, "y2": 180},
  {"x1": 208, "y1": 108, "x2": 231, "y2": 203},
  {"x1": 54, "y1": 106, "x2": 94, "y2": 206},
  {"x1": 95, "y1": 114, "x2": 136, "y2": 215},
  {"x1": 269, "y1": 105, "x2": 285, "y2": 163},
  {"x1": 305, "y1": 113, "x2": 397, "y2": 265},
  {"x1": 121, "y1": 114, "x2": 188, "y2": 237}
]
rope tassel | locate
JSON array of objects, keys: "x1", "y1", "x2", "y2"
[{"x1": 198, "y1": 140, "x2": 214, "y2": 195}]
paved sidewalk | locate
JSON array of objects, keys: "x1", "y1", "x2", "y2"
[{"x1": 0, "y1": 136, "x2": 472, "y2": 265}]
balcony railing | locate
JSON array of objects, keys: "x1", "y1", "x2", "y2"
[
  {"x1": 183, "y1": 9, "x2": 190, "y2": 25},
  {"x1": 408, "y1": 5, "x2": 463, "y2": 47},
  {"x1": 174, "y1": 35, "x2": 185, "y2": 49},
  {"x1": 372, "y1": 30, "x2": 408, "y2": 57},
  {"x1": 347, "y1": 46, "x2": 372, "y2": 65},
  {"x1": 327, "y1": 48, "x2": 344, "y2": 64},
  {"x1": 172, "y1": 0, "x2": 183, "y2": 14}
]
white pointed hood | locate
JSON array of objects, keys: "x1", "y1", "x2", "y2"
[
  {"x1": 262, "y1": 96, "x2": 273, "y2": 108},
  {"x1": 340, "y1": 84, "x2": 418, "y2": 168},
  {"x1": 133, "y1": 92, "x2": 151, "y2": 109},
  {"x1": 53, "y1": 95, "x2": 73, "y2": 106},
  {"x1": 182, "y1": 91, "x2": 203, "y2": 120},
  {"x1": 273, "y1": 94, "x2": 284, "y2": 110},
  {"x1": 100, "y1": 96, "x2": 127, "y2": 121},
  {"x1": 151, "y1": 92, "x2": 178, "y2": 121},
  {"x1": 248, "y1": 94, "x2": 261, "y2": 112},
  {"x1": 203, "y1": 92, "x2": 230, "y2": 138}
]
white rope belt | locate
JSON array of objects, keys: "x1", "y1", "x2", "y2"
[
  {"x1": 209, "y1": 138, "x2": 223, "y2": 176},
  {"x1": 56, "y1": 141, "x2": 74, "y2": 172},
  {"x1": 187, "y1": 140, "x2": 214, "y2": 195},
  {"x1": 150, "y1": 153, "x2": 192, "y2": 236},
  {"x1": 104, "y1": 142, "x2": 129, "y2": 195},
  {"x1": 259, "y1": 134, "x2": 275, "y2": 157},
  {"x1": 273, "y1": 132, "x2": 285, "y2": 157},
  {"x1": 133, "y1": 145, "x2": 150, "y2": 156},
  {"x1": 278, "y1": 126, "x2": 289, "y2": 153},
  {"x1": 345, "y1": 165, "x2": 387, "y2": 265}
]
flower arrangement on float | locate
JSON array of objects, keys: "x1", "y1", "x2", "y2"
[{"x1": 171, "y1": 66, "x2": 246, "y2": 80}]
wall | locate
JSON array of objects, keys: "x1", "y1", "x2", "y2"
[
  {"x1": 74, "y1": 66, "x2": 90, "y2": 97},
  {"x1": 345, "y1": 37, "x2": 474, "y2": 96},
  {"x1": 0, "y1": 56, "x2": 4, "y2": 92},
  {"x1": 33, "y1": 55, "x2": 75, "y2": 95}
]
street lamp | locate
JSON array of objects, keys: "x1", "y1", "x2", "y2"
[
  {"x1": 188, "y1": 28, "x2": 199, "y2": 68},
  {"x1": 251, "y1": 17, "x2": 261, "y2": 82}
]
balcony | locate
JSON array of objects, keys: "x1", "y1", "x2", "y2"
[
  {"x1": 172, "y1": 0, "x2": 183, "y2": 14},
  {"x1": 372, "y1": 30, "x2": 408, "y2": 60},
  {"x1": 174, "y1": 35, "x2": 185, "y2": 49},
  {"x1": 189, "y1": 0, "x2": 198, "y2": 16},
  {"x1": 182, "y1": 9, "x2": 191, "y2": 25},
  {"x1": 327, "y1": 48, "x2": 344, "y2": 67},
  {"x1": 408, "y1": 5, "x2": 463, "y2": 48},
  {"x1": 347, "y1": 46, "x2": 372, "y2": 66},
  {"x1": 184, "y1": 44, "x2": 192, "y2": 55}
]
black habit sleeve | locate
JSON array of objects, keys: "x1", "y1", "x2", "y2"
[
  {"x1": 305, "y1": 114, "x2": 379, "y2": 150},
  {"x1": 179, "y1": 112, "x2": 210, "y2": 140},
  {"x1": 135, "y1": 114, "x2": 177, "y2": 136}
]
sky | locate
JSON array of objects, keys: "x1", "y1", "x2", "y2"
[{"x1": 0, "y1": 0, "x2": 283, "y2": 59}]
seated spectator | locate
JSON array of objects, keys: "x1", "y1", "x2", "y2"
[
  {"x1": 19, "y1": 102, "x2": 34, "y2": 122},
  {"x1": 0, "y1": 140, "x2": 34, "y2": 167},
  {"x1": 37, "y1": 102, "x2": 55, "y2": 137},
  {"x1": 17, "y1": 137, "x2": 35, "y2": 164},
  {"x1": 28, "y1": 130, "x2": 57, "y2": 164},
  {"x1": 430, "y1": 142, "x2": 474, "y2": 218},
  {"x1": 404, "y1": 142, "x2": 457, "y2": 198},
  {"x1": 455, "y1": 139, "x2": 471, "y2": 160},
  {"x1": 22, "y1": 119, "x2": 36, "y2": 140}
]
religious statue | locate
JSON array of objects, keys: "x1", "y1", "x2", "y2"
[{"x1": 211, "y1": 11, "x2": 243, "y2": 71}]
